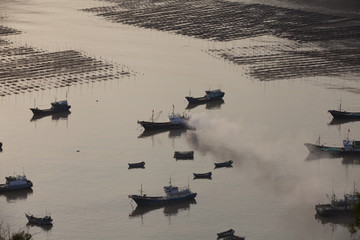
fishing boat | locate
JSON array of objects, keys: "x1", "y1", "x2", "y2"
[
  {"x1": 186, "y1": 89, "x2": 225, "y2": 104},
  {"x1": 217, "y1": 229, "x2": 235, "y2": 238},
  {"x1": 30, "y1": 100, "x2": 71, "y2": 115},
  {"x1": 328, "y1": 101, "x2": 360, "y2": 120},
  {"x1": 137, "y1": 109, "x2": 190, "y2": 131},
  {"x1": 304, "y1": 134, "x2": 360, "y2": 157},
  {"x1": 315, "y1": 185, "x2": 359, "y2": 217},
  {"x1": 214, "y1": 160, "x2": 233, "y2": 168},
  {"x1": 193, "y1": 172, "x2": 212, "y2": 179},
  {"x1": 128, "y1": 161, "x2": 145, "y2": 168},
  {"x1": 174, "y1": 151, "x2": 194, "y2": 160},
  {"x1": 0, "y1": 174, "x2": 33, "y2": 193},
  {"x1": 25, "y1": 213, "x2": 53, "y2": 226},
  {"x1": 129, "y1": 180, "x2": 197, "y2": 206}
]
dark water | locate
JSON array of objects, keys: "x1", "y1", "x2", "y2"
[{"x1": 0, "y1": 0, "x2": 360, "y2": 239}]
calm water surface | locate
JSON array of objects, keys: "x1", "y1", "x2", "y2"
[{"x1": 0, "y1": 0, "x2": 360, "y2": 239}]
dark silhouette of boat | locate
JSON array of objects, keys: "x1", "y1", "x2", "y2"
[
  {"x1": 328, "y1": 110, "x2": 360, "y2": 119},
  {"x1": 129, "y1": 180, "x2": 197, "y2": 206},
  {"x1": 193, "y1": 172, "x2": 212, "y2": 179},
  {"x1": 174, "y1": 151, "x2": 194, "y2": 160},
  {"x1": 137, "y1": 109, "x2": 190, "y2": 131},
  {"x1": 214, "y1": 160, "x2": 233, "y2": 168},
  {"x1": 315, "y1": 185, "x2": 359, "y2": 217},
  {"x1": 0, "y1": 174, "x2": 33, "y2": 193},
  {"x1": 304, "y1": 135, "x2": 360, "y2": 157},
  {"x1": 128, "y1": 161, "x2": 145, "y2": 169},
  {"x1": 186, "y1": 89, "x2": 225, "y2": 104},
  {"x1": 30, "y1": 100, "x2": 71, "y2": 115},
  {"x1": 25, "y1": 213, "x2": 53, "y2": 226},
  {"x1": 217, "y1": 229, "x2": 235, "y2": 238}
]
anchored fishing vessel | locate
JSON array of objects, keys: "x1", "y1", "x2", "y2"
[
  {"x1": 137, "y1": 109, "x2": 190, "y2": 131},
  {"x1": 315, "y1": 185, "x2": 359, "y2": 217},
  {"x1": 30, "y1": 100, "x2": 71, "y2": 115},
  {"x1": 305, "y1": 134, "x2": 360, "y2": 157},
  {"x1": 25, "y1": 213, "x2": 53, "y2": 226},
  {"x1": 328, "y1": 101, "x2": 360, "y2": 120},
  {"x1": 0, "y1": 174, "x2": 33, "y2": 193},
  {"x1": 186, "y1": 89, "x2": 225, "y2": 104},
  {"x1": 129, "y1": 180, "x2": 197, "y2": 206}
]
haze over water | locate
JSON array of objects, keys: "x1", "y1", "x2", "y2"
[{"x1": 0, "y1": 0, "x2": 360, "y2": 239}]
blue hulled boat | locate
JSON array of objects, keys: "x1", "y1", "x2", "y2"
[
  {"x1": 0, "y1": 174, "x2": 33, "y2": 193},
  {"x1": 129, "y1": 181, "x2": 197, "y2": 206}
]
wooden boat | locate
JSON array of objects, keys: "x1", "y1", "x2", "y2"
[
  {"x1": 30, "y1": 100, "x2": 71, "y2": 115},
  {"x1": 129, "y1": 180, "x2": 197, "y2": 206},
  {"x1": 217, "y1": 229, "x2": 235, "y2": 238},
  {"x1": 0, "y1": 174, "x2": 33, "y2": 193},
  {"x1": 128, "y1": 161, "x2": 145, "y2": 168},
  {"x1": 304, "y1": 135, "x2": 360, "y2": 157},
  {"x1": 138, "y1": 109, "x2": 190, "y2": 131},
  {"x1": 174, "y1": 151, "x2": 194, "y2": 160},
  {"x1": 186, "y1": 89, "x2": 225, "y2": 104},
  {"x1": 214, "y1": 160, "x2": 233, "y2": 168},
  {"x1": 193, "y1": 172, "x2": 212, "y2": 179},
  {"x1": 25, "y1": 213, "x2": 53, "y2": 226}
]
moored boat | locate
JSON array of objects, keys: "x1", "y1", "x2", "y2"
[
  {"x1": 138, "y1": 109, "x2": 190, "y2": 131},
  {"x1": 315, "y1": 187, "x2": 359, "y2": 217},
  {"x1": 328, "y1": 110, "x2": 360, "y2": 119},
  {"x1": 193, "y1": 172, "x2": 212, "y2": 179},
  {"x1": 128, "y1": 161, "x2": 145, "y2": 168},
  {"x1": 30, "y1": 100, "x2": 71, "y2": 115},
  {"x1": 0, "y1": 174, "x2": 33, "y2": 193},
  {"x1": 214, "y1": 160, "x2": 233, "y2": 168},
  {"x1": 174, "y1": 151, "x2": 194, "y2": 160},
  {"x1": 129, "y1": 180, "x2": 197, "y2": 206},
  {"x1": 25, "y1": 213, "x2": 53, "y2": 226},
  {"x1": 305, "y1": 135, "x2": 360, "y2": 157},
  {"x1": 186, "y1": 89, "x2": 225, "y2": 104}
]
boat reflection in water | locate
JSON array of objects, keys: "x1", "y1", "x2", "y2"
[
  {"x1": 328, "y1": 118, "x2": 360, "y2": 126},
  {"x1": 186, "y1": 99, "x2": 225, "y2": 110},
  {"x1": 0, "y1": 188, "x2": 33, "y2": 202},
  {"x1": 305, "y1": 153, "x2": 360, "y2": 165},
  {"x1": 129, "y1": 199, "x2": 196, "y2": 219},
  {"x1": 138, "y1": 129, "x2": 188, "y2": 139},
  {"x1": 26, "y1": 222, "x2": 53, "y2": 231},
  {"x1": 30, "y1": 110, "x2": 71, "y2": 122}
]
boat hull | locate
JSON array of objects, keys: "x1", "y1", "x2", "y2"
[
  {"x1": 129, "y1": 193, "x2": 197, "y2": 206},
  {"x1": 138, "y1": 121, "x2": 186, "y2": 130},
  {"x1": 214, "y1": 160, "x2": 233, "y2": 168},
  {"x1": 30, "y1": 105, "x2": 71, "y2": 115},
  {"x1": 315, "y1": 204, "x2": 354, "y2": 217},
  {"x1": 193, "y1": 172, "x2": 212, "y2": 179},
  {"x1": 328, "y1": 110, "x2": 360, "y2": 119},
  {"x1": 128, "y1": 162, "x2": 145, "y2": 168},
  {"x1": 25, "y1": 214, "x2": 53, "y2": 226},
  {"x1": 0, "y1": 181, "x2": 33, "y2": 193}
]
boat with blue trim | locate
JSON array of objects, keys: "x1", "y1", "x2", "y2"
[
  {"x1": 30, "y1": 100, "x2": 71, "y2": 115},
  {"x1": 186, "y1": 89, "x2": 225, "y2": 104},
  {"x1": 0, "y1": 174, "x2": 33, "y2": 193},
  {"x1": 129, "y1": 180, "x2": 197, "y2": 206},
  {"x1": 137, "y1": 109, "x2": 190, "y2": 131}
]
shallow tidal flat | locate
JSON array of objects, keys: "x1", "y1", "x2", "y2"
[
  {"x1": 0, "y1": 23, "x2": 132, "y2": 97},
  {"x1": 82, "y1": 0, "x2": 360, "y2": 81}
]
